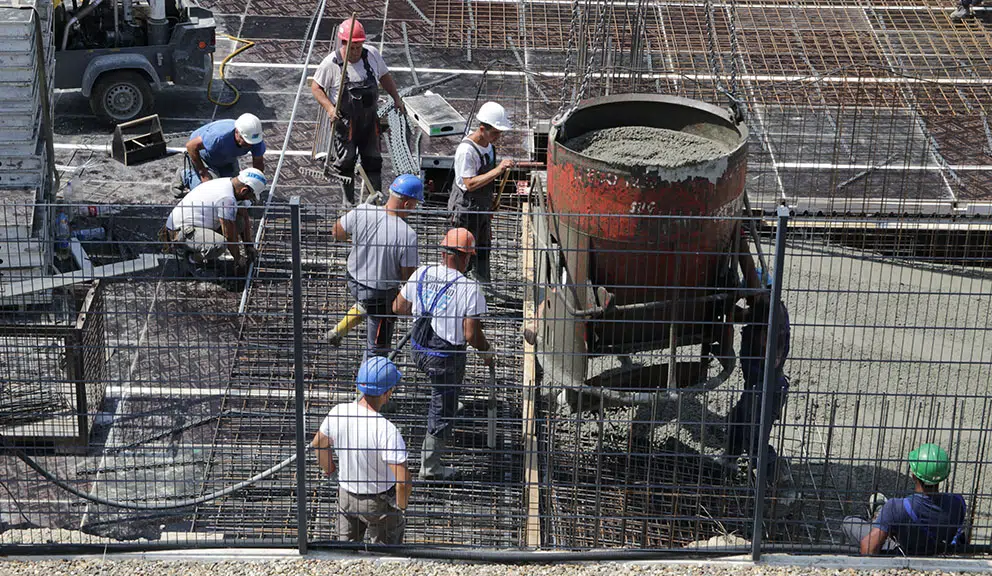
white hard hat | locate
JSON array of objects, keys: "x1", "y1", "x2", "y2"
[
  {"x1": 476, "y1": 101, "x2": 511, "y2": 132},
  {"x1": 235, "y1": 113, "x2": 264, "y2": 145},
  {"x1": 238, "y1": 167, "x2": 267, "y2": 194}
]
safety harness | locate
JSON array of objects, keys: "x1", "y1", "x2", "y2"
[
  {"x1": 411, "y1": 266, "x2": 463, "y2": 358},
  {"x1": 901, "y1": 494, "x2": 967, "y2": 549}
]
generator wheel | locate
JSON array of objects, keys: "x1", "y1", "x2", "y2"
[{"x1": 90, "y1": 71, "x2": 154, "y2": 124}]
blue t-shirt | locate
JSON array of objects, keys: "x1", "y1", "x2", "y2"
[
  {"x1": 191, "y1": 119, "x2": 266, "y2": 168},
  {"x1": 740, "y1": 302, "x2": 790, "y2": 390},
  {"x1": 875, "y1": 493, "x2": 967, "y2": 555}
]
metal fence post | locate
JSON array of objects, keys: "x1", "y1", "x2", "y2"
[
  {"x1": 290, "y1": 196, "x2": 308, "y2": 555},
  {"x1": 750, "y1": 204, "x2": 790, "y2": 561}
]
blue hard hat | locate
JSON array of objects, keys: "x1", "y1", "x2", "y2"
[
  {"x1": 356, "y1": 356, "x2": 402, "y2": 396},
  {"x1": 389, "y1": 173, "x2": 424, "y2": 202}
]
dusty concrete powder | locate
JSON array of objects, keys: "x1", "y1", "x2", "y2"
[{"x1": 563, "y1": 126, "x2": 728, "y2": 167}]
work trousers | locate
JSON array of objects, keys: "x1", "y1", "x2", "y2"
[
  {"x1": 841, "y1": 516, "x2": 896, "y2": 551},
  {"x1": 415, "y1": 350, "x2": 467, "y2": 438},
  {"x1": 337, "y1": 486, "x2": 405, "y2": 544},
  {"x1": 449, "y1": 192, "x2": 493, "y2": 281},
  {"x1": 347, "y1": 274, "x2": 397, "y2": 359},
  {"x1": 727, "y1": 375, "x2": 788, "y2": 479},
  {"x1": 172, "y1": 226, "x2": 227, "y2": 263},
  {"x1": 178, "y1": 155, "x2": 239, "y2": 191},
  {"x1": 332, "y1": 120, "x2": 382, "y2": 206}
]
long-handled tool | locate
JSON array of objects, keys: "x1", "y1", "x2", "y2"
[
  {"x1": 322, "y1": 11, "x2": 358, "y2": 176},
  {"x1": 487, "y1": 363, "x2": 497, "y2": 449}
]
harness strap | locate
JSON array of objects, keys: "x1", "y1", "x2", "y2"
[
  {"x1": 901, "y1": 496, "x2": 965, "y2": 547},
  {"x1": 412, "y1": 266, "x2": 461, "y2": 357}
]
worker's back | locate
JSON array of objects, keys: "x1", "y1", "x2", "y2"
[
  {"x1": 877, "y1": 492, "x2": 967, "y2": 555},
  {"x1": 343, "y1": 204, "x2": 418, "y2": 291},
  {"x1": 319, "y1": 401, "x2": 406, "y2": 495},
  {"x1": 166, "y1": 178, "x2": 238, "y2": 231}
]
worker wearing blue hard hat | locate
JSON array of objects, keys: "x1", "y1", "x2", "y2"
[
  {"x1": 328, "y1": 174, "x2": 423, "y2": 359},
  {"x1": 312, "y1": 356, "x2": 410, "y2": 544}
]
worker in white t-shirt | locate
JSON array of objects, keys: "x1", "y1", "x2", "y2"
[
  {"x1": 311, "y1": 17, "x2": 405, "y2": 207},
  {"x1": 312, "y1": 356, "x2": 411, "y2": 544},
  {"x1": 164, "y1": 168, "x2": 266, "y2": 274},
  {"x1": 447, "y1": 101, "x2": 514, "y2": 283},
  {"x1": 392, "y1": 228, "x2": 494, "y2": 481},
  {"x1": 328, "y1": 174, "x2": 423, "y2": 358}
]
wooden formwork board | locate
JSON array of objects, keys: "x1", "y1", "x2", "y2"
[{"x1": 520, "y1": 201, "x2": 541, "y2": 548}]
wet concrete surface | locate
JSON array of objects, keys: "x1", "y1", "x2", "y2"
[{"x1": 563, "y1": 126, "x2": 730, "y2": 168}]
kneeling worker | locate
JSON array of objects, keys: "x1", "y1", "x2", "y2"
[
  {"x1": 312, "y1": 356, "x2": 410, "y2": 544},
  {"x1": 392, "y1": 228, "x2": 494, "y2": 480},
  {"x1": 327, "y1": 174, "x2": 423, "y2": 358},
  {"x1": 175, "y1": 113, "x2": 266, "y2": 197},
  {"x1": 165, "y1": 168, "x2": 266, "y2": 273},
  {"x1": 842, "y1": 443, "x2": 967, "y2": 555}
]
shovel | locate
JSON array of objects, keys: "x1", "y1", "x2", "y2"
[{"x1": 487, "y1": 363, "x2": 497, "y2": 449}]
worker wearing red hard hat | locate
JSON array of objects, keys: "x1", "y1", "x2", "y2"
[
  {"x1": 447, "y1": 101, "x2": 515, "y2": 283},
  {"x1": 311, "y1": 18, "x2": 405, "y2": 207},
  {"x1": 392, "y1": 228, "x2": 494, "y2": 481}
]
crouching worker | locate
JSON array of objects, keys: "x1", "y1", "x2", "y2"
[
  {"x1": 164, "y1": 168, "x2": 266, "y2": 276},
  {"x1": 392, "y1": 228, "x2": 494, "y2": 481},
  {"x1": 312, "y1": 356, "x2": 411, "y2": 544},
  {"x1": 842, "y1": 443, "x2": 967, "y2": 555}
]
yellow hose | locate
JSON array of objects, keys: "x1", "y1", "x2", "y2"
[{"x1": 207, "y1": 34, "x2": 255, "y2": 107}]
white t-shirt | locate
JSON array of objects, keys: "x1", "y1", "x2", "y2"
[
  {"x1": 400, "y1": 265, "x2": 487, "y2": 346},
  {"x1": 319, "y1": 401, "x2": 407, "y2": 495},
  {"x1": 453, "y1": 139, "x2": 494, "y2": 192},
  {"x1": 312, "y1": 45, "x2": 389, "y2": 105},
  {"x1": 166, "y1": 178, "x2": 247, "y2": 231},
  {"x1": 342, "y1": 204, "x2": 418, "y2": 291}
]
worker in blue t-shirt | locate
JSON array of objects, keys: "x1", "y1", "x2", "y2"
[
  {"x1": 842, "y1": 443, "x2": 967, "y2": 555},
  {"x1": 174, "y1": 114, "x2": 266, "y2": 197}
]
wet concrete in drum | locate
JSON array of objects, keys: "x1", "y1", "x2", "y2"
[{"x1": 563, "y1": 126, "x2": 729, "y2": 168}]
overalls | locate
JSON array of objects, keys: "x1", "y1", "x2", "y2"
[
  {"x1": 448, "y1": 139, "x2": 496, "y2": 281},
  {"x1": 410, "y1": 267, "x2": 466, "y2": 438},
  {"x1": 331, "y1": 48, "x2": 382, "y2": 206}
]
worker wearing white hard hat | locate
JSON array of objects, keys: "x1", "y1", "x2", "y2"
[
  {"x1": 174, "y1": 113, "x2": 266, "y2": 198},
  {"x1": 446, "y1": 101, "x2": 515, "y2": 283},
  {"x1": 311, "y1": 17, "x2": 406, "y2": 207},
  {"x1": 165, "y1": 167, "x2": 266, "y2": 276}
]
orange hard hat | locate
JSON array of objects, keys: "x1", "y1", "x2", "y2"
[
  {"x1": 337, "y1": 18, "x2": 366, "y2": 42},
  {"x1": 441, "y1": 227, "x2": 476, "y2": 255}
]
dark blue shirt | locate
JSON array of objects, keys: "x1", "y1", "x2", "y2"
[
  {"x1": 740, "y1": 302, "x2": 790, "y2": 390},
  {"x1": 875, "y1": 492, "x2": 967, "y2": 555},
  {"x1": 192, "y1": 119, "x2": 266, "y2": 168}
]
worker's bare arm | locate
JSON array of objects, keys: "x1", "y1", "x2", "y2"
[
  {"x1": 392, "y1": 293, "x2": 413, "y2": 316},
  {"x1": 388, "y1": 462, "x2": 411, "y2": 510},
  {"x1": 332, "y1": 219, "x2": 349, "y2": 241},
  {"x1": 311, "y1": 431, "x2": 336, "y2": 477},
  {"x1": 860, "y1": 527, "x2": 888, "y2": 555}
]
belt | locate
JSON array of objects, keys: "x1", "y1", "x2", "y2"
[{"x1": 345, "y1": 486, "x2": 396, "y2": 499}]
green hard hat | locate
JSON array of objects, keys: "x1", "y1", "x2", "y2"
[{"x1": 908, "y1": 443, "x2": 951, "y2": 485}]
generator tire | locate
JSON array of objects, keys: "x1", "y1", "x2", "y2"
[{"x1": 90, "y1": 71, "x2": 154, "y2": 124}]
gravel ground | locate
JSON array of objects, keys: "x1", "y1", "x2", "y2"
[{"x1": 0, "y1": 560, "x2": 983, "y2": 576}]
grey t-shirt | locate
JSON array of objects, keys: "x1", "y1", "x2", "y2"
[{"x1": 343, "y1": 204, "x2": 418, "y2": 291}]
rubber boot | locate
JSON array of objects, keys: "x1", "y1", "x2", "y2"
[
  {"x1": 868, "y1": 492, "x2": 888, "y2": 519},
  {"x1": 951, "y1": 4, "x2": 970, "y2": 19},
  {"x1": 419, "y1": 433, "x2": 458, "y2": 481},
  {"x1": 173, "y1": 167, "x2": 189, "y2": 199}
]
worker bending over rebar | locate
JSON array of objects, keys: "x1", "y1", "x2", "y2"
[
  {"x1": 393, "y1": 228, "x2": 495, "y2": 481},
  {"x1": 312, "y1": 356, "x2": 411, "y2": 544},
  {"x1": 163, "y1": 168, "x2": 266, "y2": 277},
  {"x1": 327, "y1": 174, "x2": 423, "y2": 358},
  {"x1": 311, "y1": 17, "x2": 405, "y2": 207},
  {"x1": 173, "y1": 113, "x2": 266, "y2": 198},
  {"x1": 448, "y1": 101, "x2": 515, "y2": 283},
  {"x1": 842, "y1": 444, "x2": 967, "y2": 555}
]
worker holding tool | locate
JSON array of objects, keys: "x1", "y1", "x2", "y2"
[
  {"x1": 312, "y1": 356, "x2": 411, "y2": 544},
  {"x1": 173, "y1": 113, "x2": 266, "y2": 198},
  {"x1": 311, "y1": 17, "x2": 406, "y2": 207},
  {"x1": 448, "y1": 101, "x2": 514, "y2": 283},
  {"x1": 327, "y1": 174, "x2": 423, "y2": 358},
  {"x1": 392, "y1": 228, "x2": 494, "y2": 481},
  {"x1": 164, "y1": 167, "x2": 266, "y2": 276},
  {"x1": 842, "y1": 443, "x2": 967, "y2": 555}
]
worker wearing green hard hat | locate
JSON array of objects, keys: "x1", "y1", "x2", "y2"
[{"x1": 841, "y1": 443, "x2": 967, "y2": 555}]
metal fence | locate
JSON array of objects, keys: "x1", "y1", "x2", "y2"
[{"x1": 2, "y1": 197, "x2": 991, "y2": 558}]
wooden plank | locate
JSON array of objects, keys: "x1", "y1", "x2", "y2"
[
  {"x1": 0, "y1": 253, "x2": 159, "y2": 297},
  {"x1": 520, "y1": 200, "x2": 542, "y2": 549}
]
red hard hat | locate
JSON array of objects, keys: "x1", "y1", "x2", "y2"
[
  {"x1": 337, "y1": 18, "x2": 366, "y2": 42},
  {"x1": 441, "y1": 228, "x2": 476, "y2": 255}
]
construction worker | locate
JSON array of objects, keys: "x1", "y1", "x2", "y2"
[
  {"x1": 448, "y1": 101, "x2": 514, "y2": 283},
  {"x1": 725, "y1": 252, "x2": 797, "y2": 507},
  {"x1": 951, "y1": 0, "x2": 982, "y2": 20},
  {"x1": 164, "y1": 167, "x2": 266, "y2": 274},
  {"x1": 174, "y1": 113, "x2": 266, "y2": 197},
  {"x1": 311, "y1": 17, "x2": 405, "y2": 207},
  {"x1": 327, "y1": 174, "x2": 423, "y2": 358},
  {"x1": 392, "y1": 228, "x2": 494, "y2": 480},
  {"x1": 312, "y1": 356, "x2": 411, "y2": 544},
  {"x1": 842, "y1": 444, "x2": 967, "y2": 555}
]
